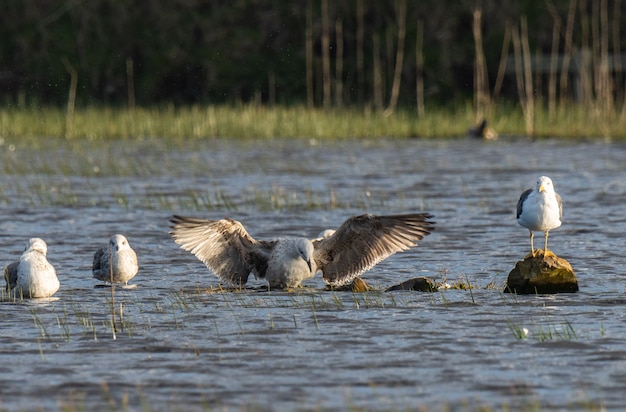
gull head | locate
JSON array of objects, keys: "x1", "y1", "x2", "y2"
[
  {"x1": 295, "y1": 238, "x2": 315, "y2": 273},
  {"x1": 24, "y1": 238, "x2": 48, "y2": 256},
  {"x1": 110, "y1": 234, "x2": 131, "y2": 252},
  {"x1": 537, "y1": 176, "x2": 555, "y2": 194},
  {"x1": 316, "y1": 229, "x2": 335, "y2": 240}
]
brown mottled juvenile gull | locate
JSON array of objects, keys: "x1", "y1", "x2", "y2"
[
  {"x1": 517, "y1": 176, "x2": 562, "y2": 255},
  {"x1": 4, "y1": 238, "x2": 60, "y2": 298},
  {"x1": 93, "y1": 234, "x2": 139, "y2": 287},
  {"x1": 170, "y1": 213, "x2": 435, "y2": 289}
]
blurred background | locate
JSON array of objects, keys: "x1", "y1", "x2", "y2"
[{"x1": 2, "y1": 0, "x2": 625, "y2": 118}]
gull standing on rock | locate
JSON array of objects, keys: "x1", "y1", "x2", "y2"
[
  {"x1": 170, "y1": 213, "x2": 435, "y2": 289},
  {"x1": 93, "y1": 234, "x2": 139, "y2": 288},
  {"x1": 516, "y1": 176, "x2": 562, "y2": 255},
  {"x1": 4, "y1": 238, "x2": 60, "y2": 298}
]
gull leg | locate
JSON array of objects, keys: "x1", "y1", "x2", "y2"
[
  {"x1": 544, "y1": 230, "x2": 549, "y2": 252},
  {"x1": 528, "y1": 230, "x2": 535, "y2": 255}
]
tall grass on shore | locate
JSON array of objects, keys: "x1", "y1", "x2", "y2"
[{"x1": 1, "y1": 103, "x2": 625, "y2": 140}]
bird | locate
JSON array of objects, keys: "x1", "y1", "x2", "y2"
[
  {"x1": 170, "y1": 213, "x2": 435, "y2": 289},
  {"x1": 315, "y1": 229, "x2": 335, "y2": 240},
  {"x1": 4, "y1": 238, "x2": 60, "y2": 298},
  {"x1": 468, "y1": 118, "x2": 498, "y2": 140},
  {"x1": 93, "y1": 234, "x2": 139, "y2": 288},
  {"x1": 516, "y1": 176, "x2": 562, "y2": 255}
]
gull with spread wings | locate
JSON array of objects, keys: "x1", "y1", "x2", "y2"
[{"x1": 170, "y1": 213, "x2": 435, "y2": 289}]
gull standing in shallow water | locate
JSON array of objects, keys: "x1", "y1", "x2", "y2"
[
  {"x1": 93, "y1": 234, "x2": 139, "y2": 288},
  {"x1": 170, "y1": 213, "x2": 435, "y2": 289},
  {"x1": 516, "y1": 176, "x2": 562, "y2": 255},
  {"x1": 4, "y1": 238, "x2": 60, "y2": 298}
]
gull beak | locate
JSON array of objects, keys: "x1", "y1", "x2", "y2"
[
  {"x1": 306, "y1": 259, "x2": 313, "y2": 273},
  {"x1": 538, "y1": 184, "x2": 546, "y2": 193}
]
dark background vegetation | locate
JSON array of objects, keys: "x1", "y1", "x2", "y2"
[{"x1": 2, "y1": 0, "x2": 625, "y2": 110}]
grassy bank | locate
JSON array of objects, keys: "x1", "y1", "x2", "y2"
[{"x1": 1, "y1": 102, "x2": 625, "y2": 140}]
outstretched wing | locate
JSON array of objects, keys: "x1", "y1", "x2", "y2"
[
  {"x1": 170, "y1": 215, "x2": 276, "y2": 285},
  {"x1": 313, "y1": 213, "x2": 435, "y2": 287}
]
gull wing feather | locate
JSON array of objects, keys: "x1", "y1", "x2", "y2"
[
  {"x1": 516, "y1": 188, "x2": 532, "y2": 219},
  {"x1": 4, "y1": 261, "x2": 19, "y2": 292},
  {"x1": 313, "y1": 213, "x2": 435, "y2": 287},
  {"x1": 93, "y1": 247, "x2": 106, "y2": 274},
  {"x1": 170, "y1": 215, "x2": 276, "y2": 285}
]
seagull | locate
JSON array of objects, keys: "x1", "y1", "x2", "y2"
[
  {"x1": 93, "y1": 234, "x2": 139, "y2": 287},
  {"x1": 170, "y1": 213, "x2": 435, "y2": 289},
  {"x1": 4, "y1": 238, "x2": 60, "y2": 298},
  {"x1": 516, "y1": 176, "x2": 562, "y2": 255},
  {"x1": 315, "y1": 229, "x2": 335, "y2": 240}
]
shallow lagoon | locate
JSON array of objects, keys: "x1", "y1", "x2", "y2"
[{"x1": 0, "y1": 136, "x2": 625, "y2": 410}]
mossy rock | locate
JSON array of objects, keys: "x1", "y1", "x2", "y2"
[
  {"x1": 505, "y1": 250, "x2": 578, "y2": 294},
  {"x1": 385, "y1": 276, "x2": 438, "y2": 292}
]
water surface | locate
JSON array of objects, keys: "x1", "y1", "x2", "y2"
[{"x1": 0, "y1": 136, "x2": 625, "y2": 410}]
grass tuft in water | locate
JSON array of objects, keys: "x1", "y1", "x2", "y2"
[
  {"x1": 29, "y1": 307, "x2": 49, "y2": 340},
  {"x1": 508, "y1": 321, "x2": 530, "y2": 340},
  {"x1": 535, "y1": 319, "x2": 578, "y2": 342},
  {"x1": 508, "y1": 318, "x2": 579, "y2": 342}
]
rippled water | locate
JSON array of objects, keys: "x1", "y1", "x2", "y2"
[{"x1": 1, "y1": 136, "x2": 625, "y2": 410}]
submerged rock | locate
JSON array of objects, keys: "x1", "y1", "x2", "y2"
[
  {"x1": 385, "y1": 276, "x2": 438, "y2": 292},
  {"x1": 505, "y1": 250, "x2": 578, "y2": 294},
  {"x1": 329, "y1": 276, "x2": 439, "y2": 293},
  {"x1": 327, "y1": 277, "x2": 373, "y2": 292},
  {"x1": 349, "y1": 277, "x2": 372, "y2": 292},
  {"x1": 329, "y1": 276, "x2": 438, "y2": 293}
]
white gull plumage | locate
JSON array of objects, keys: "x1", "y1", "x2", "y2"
[
  {"x1": 170, "y1": 213, "x2": 435, "y2": 289},
  {"x1": 93, "y1": 234, "x2": 139, "y2": 287},
  {"x1": 4, "y1": 238, "x2": 60, "y2": 298},
  {"x1": 516, "y1": 176, "x2": 562, "y2": 255}
]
